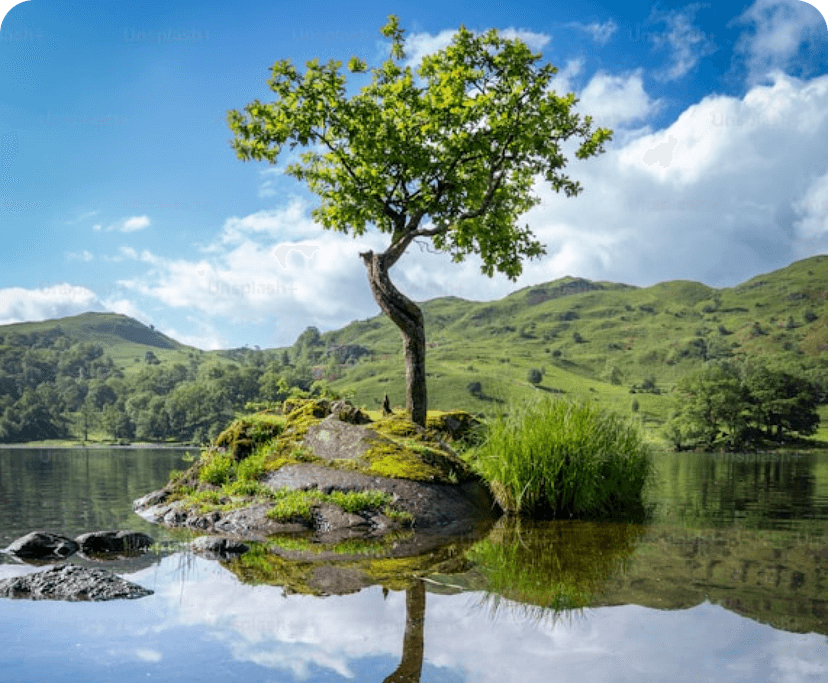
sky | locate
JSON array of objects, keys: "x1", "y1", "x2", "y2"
[{"x1": 0, "y1": 0, "x2": 827, "y2": 351}]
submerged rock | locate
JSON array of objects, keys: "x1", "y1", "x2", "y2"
[
  {"x1": 75, "y1": 530, "x2": 154, "y2": 556},
  {"x1": 189, "y1": 535, "x2": 250, "y2": 559},
  {"x1": 0, "y1": 564, "x2": 153, "y2": 601},
  {"x1": 4, "y1": 532, "x2": 79, "y2": 562},
  {"x1": 134, "y1": 398, "x2": 498, "y2": 541}
]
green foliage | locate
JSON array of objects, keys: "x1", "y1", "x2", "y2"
[
  {"x1": 468, "y1": 519, "x2": 644, "y2": 613},
  {"x1": 469, "y1": 396, "x2": 651, "y2": 519},
  {"x1": 527, "y1": 368, "x2": 543, "y2": 385},
  {"x1": 667, "y1": 360, "x2": 821, "y2": 449},
  {"x1": 228, "y1": 16, "x2": 611, "y2": 281},
  {"x1": 198, "y1": 451, "x2": 236, "y2": 486},
  {"x1": 265, "y1": 488, "x2": 397, "y2": 522}
]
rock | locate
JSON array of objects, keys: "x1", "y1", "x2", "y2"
[
  {"x1": 265, "y1": 463, "x2": 496, "y2": 534},
  {"x1": 0, "y1": 564, "x2": 153, "y2": 601},
  {"x1": 189, "y1": 535, "x2": 250, "y2": 559},
  {"x1": 75, "y1": 530, "x2": 154, "y2": 556},
  {"x1": 4, "y1": 532, "x2": 79, "y2": 561},
  {"x1": 134, "y1": 398, "x2": 498, "y2": 542}
]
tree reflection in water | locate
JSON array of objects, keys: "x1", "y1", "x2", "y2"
[{"x1": 383, "y1": 580, "x2": 426, "y2": 683}]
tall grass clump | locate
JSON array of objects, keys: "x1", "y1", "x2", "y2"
[{"x1": 470, "y1": 397, "x2": 651, "y2": 519}]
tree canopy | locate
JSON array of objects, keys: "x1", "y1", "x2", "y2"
[{"x1": 228, "y1": 15, "x2": 612, "y2": 424}]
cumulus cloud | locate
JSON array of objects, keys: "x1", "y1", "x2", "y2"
[
  {"x1": 732, "y1": 0, "x2": 828, "y2": 85},
  {"x1": 0, "y1": 284, "x2": 103, "y2": 325},
  {"x1": 646, "y1": 3, "x2": 718, "y2": 80},
  {"x1": 577, "y1": 69, "x2": 661, "y2": 130},
  {"x1": 93, "y1": 72, "x2": 828, "y2": 348}
]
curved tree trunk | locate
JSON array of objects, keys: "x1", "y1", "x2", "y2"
[{"x1": 361, "y1": 249, "x2": 427, "y2": 427}]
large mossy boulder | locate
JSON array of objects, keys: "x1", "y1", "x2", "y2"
[{"x1": 134, "y1": 399, "x2": 497, "y2": 542}]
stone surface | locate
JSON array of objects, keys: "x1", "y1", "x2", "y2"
[
  {"x1": 4, "y1": 531, "x2": 79, "y2": 561},
  {"x1": 302, "y1": 415, "x2": 392, "y2": 462},
  {"x1": 0, "y1": 564, "x2": 153, "y2": 601},
  {"x1": 133, "y1": 399, "x2": 499, "y2": 542},
  {"x1": 189, "y1": 535, "x2": 250, "y2": 559},
  {"x1": 75, "y1": 530, "x2": 154, "y2": 556}
]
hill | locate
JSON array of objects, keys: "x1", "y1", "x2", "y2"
[
  {"x1": 302, "y1": 255, "x2": 828, "y2": 426},
  {"x1": 2, "y1": 255, "x2": 827, "y2": 443}
]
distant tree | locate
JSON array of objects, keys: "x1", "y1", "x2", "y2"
[
  {"x1": 145, "y1": 350, "x2": 161, "y2": 365},
  {"x1": 228, "y1": 16, "x2": 611, "y2": 424},
  {"x1": 527, "y1": 368, "x2": 543, "y2": 385},
  {"x1": 467, "y1": 381, "x2": 483, "y2": 398}
]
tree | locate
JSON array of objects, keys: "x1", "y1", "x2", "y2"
[
  {"x1": 228, "y1": 16, "x2": 611, "y2": 425},
  {"x1": 527, "y1": 368, "x2": 543, "y2": 385}
]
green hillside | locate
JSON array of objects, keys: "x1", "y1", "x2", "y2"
[
  {"x1": 0, "y1": 312, "x2": 200, "y2": 371},
  {"x1": 2, "y1": 255, "x2": 828, "y2": 445},
  {"x1": 308, "y1": 255, "x2": 828, "y2": 432}
]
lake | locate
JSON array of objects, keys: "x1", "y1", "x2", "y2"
[{"x1": 0, "y1": 446, "x2": 827, "y2": 682}]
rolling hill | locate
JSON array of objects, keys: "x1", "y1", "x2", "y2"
[{"x1": 3, "y1": 255, "x2": 827, "y2": 433}]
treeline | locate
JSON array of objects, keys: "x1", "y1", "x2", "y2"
[
  {"x1": 0, "y1": 326, "x2": 364, "y2": 444},
  {"x1": 665, "y1": 359, "x2": 823, "y2": 450}
]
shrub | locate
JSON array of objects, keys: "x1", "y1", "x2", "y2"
[
  {"x1": 469, "y1": 397, "x2": 651, "y2": 519},
  {"x1": 198, "y1": 451, "x2": 236, "y2": 486},
  {"x1": 527, "y1": 368, "x2": 543, "y2": 385}
]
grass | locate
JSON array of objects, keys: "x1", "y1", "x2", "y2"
[
  {"x1": 468, "y1": 396, "x2": 652, "y2": 519},
  {"x1": 265, "y1": 488, "x2": 398, "y2": 522}
]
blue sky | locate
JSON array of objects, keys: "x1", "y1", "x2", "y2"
[{"x1": 1, "y1": 0, "x2": 827, "y2": 350}]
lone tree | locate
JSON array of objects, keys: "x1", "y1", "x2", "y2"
[{"x1": 228, "y1": 16, "x2": 611, "y2": 425}]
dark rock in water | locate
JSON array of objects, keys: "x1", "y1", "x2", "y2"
[
  {"x1": 4, "y1": 531, "x2": 79, "y2": 561},
  {"x1": 189, "y1": 535, "x2": 250, "y2": 559},
  {"x1": 75, "y1": 530, "x2": 154, "y2": 556},
  {"x1": 0, "y1": 564, "x2": 153, "y2": 601}
]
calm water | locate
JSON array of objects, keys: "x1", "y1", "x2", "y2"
[{"x1": 1, "y1": 447, "x2": 827, "y2": 682}]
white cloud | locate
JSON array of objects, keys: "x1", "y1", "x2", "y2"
[
  {"x1": 577, "y1": 70, "x2": 660, "y2": 129},
  {"x1": 94, "y1": 215, "x2": 151, "y2": 233},
  {"x1": 121, "y1": 215, "x2": 151, "y2": 232},
  {"x1": 215, "y1": 197, "x2": 322, "y2": 247},
  {"x1": 124, "y1": 554, "x2": 828, "y2": 683},
  {"x1": 102, "y1": 72, "x2": 828, "y2": 349},
  {"x1": 646, "y1": 4, "x2": 718, "y2": 81},
  {"x1": 732, "y1": 0, "x2": 828, "y2": 85},
  {"x1": 403, "y1": 27, "x2": 550, "y2": 68},
  {"x1": 571, "y1": 19, "x2": 618, "y2": 45},
  {"x1": 0, "y1": 284, "x2": 103, "y2": 325},
  {"x1": 549, "y1": 58, "x2": 584, "y2": 95}
]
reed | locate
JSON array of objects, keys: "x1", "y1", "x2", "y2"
[{"x1": 470, "y1": 396, "x2": 651, "y2": 519}]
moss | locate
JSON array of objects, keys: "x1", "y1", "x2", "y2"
[
  {"x1": 159, "y1": 398, "x2": 476, "y2": 522},
  {"x1": 264, "y1": 488, "x2": 404, "y2": 524},
  {"x1": 214, "y1": 411, "x2": 286, "y2": 461}
]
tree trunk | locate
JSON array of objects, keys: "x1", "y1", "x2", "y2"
[
  {"x1": 382, "y1": 581, "x2": 426, "y2": 683},
  {"x1": 361, "y1": 250, "x2": 427, "y2": 426}
]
